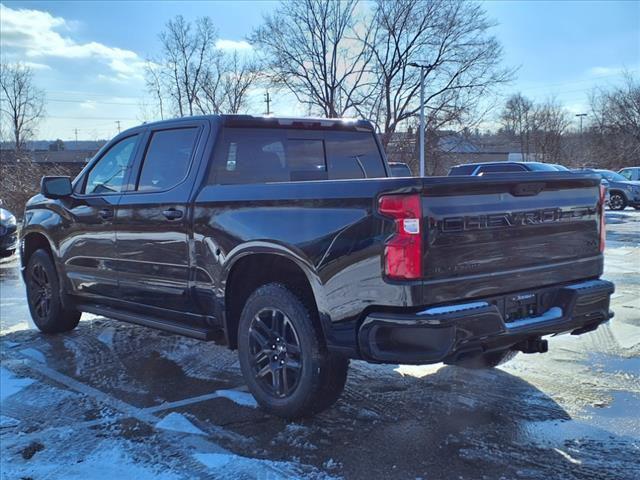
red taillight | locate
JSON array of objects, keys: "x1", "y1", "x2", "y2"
[
  {"x1": 378, "y1": 194, "x2": 422, "y2": 280},
  {"x1": 599, "y1": 184, "x2": 606, "y2": 252}
]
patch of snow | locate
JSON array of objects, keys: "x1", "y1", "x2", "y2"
[
  {"x1": 194, "y1": 452, "x2": 297, "y2": 479},
  {"x1": 505, "y1": 307, "x2": 563, "y2": 329},
  {"x1": 214, "y1": 389, "x2": 258, "y2": 408},
  {"x1": 0, "y1": 415, "x2": 20, "y2": 428},
  {"x1": 20, "y1": 347, "x2": 46, "y2": 363},
  {"x1": 0, "y1": 367, "x2": 35, "y2": 402},
  {"x1": 97, "y1": 327, "x2": 115, "y2": 347},
  {"x1": 553, "y1": 447, "x2": 582, "y2": 465},
  {"x1": 2, "y1": 440, "x2": 184, "y2": 480},
  {"x1": 155, "y1": 412, "x2": 205, "y2": 435},
  {"x1": 418, "y1": 301, "x2": 489, "y2": 316}
]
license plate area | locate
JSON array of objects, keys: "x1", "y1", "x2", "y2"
[{"x1": 505, "y1": 293, "x2": 538, "y2": 323}]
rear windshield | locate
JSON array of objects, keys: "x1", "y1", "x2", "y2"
[{"x1": 209, "y1": 127, "x2": 386, "y2": 184}]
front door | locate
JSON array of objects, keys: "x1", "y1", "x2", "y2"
[
  {"x1": 62, "y1": 133, "x2": 142, "y2": 301},
  {"x1": 115, "y1": 122, "x2": 207, "y2": 317}
]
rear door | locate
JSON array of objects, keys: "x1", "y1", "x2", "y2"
[
  {"x1": 420, "y1": 173, "x2": 604, "y2": 304},
  {"x1": 115, "y1": 120, "x2": 208, "y2": 317}
]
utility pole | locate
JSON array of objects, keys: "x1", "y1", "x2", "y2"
[
  {"x1": 264, "y1": 91, "x2": 271, "y2": 115},
  {"x1": 74, "y1": 128, "x2": 78, "y2": 148},
  {"x1": 408, "y1": 62, "x2": 432, "y2": 177},
  {"x1": 115, "y1": 120, "x2": 121, "y2": 134},
  {"x1": 575, "y1": 113, "x2": 587, "y2": 134}
]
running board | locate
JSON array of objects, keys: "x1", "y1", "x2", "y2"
[{"x1": 77, "y1": 304, "x2": 218, "y2": 340}]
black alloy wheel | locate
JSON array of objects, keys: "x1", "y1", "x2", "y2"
[
  {"x1": 249, "y1": 307, "x2": 302, "y2": 398},
  {"x1": 28, "y1": 262, "x2": 53, "y2": 321},
  {"x1": 26, "y1": 249, "x2": 81, "y2": 333}
]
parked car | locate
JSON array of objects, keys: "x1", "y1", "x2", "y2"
[
  {"x1": 575, "y1": 169, "x2": 640, "y2": 210},
  {"x1": 20, "y1": 115, "x2": 614, "y2": 418},
  {"x1": 0, "y1": 206, "x2": 18, "y2": 258},
  {"x1": 448, "y1": 161, "x2": 561, "y2": 176},
  {"x1": 388, "y1": 161, "x2": 412, "y2": 177},
  {"x1": 618, "y1": 166, "x2": 640, "y2": 181}
]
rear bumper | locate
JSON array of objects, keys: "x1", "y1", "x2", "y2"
[{"x1": 358, "y1": 279, "x2": 614, "y2": 364}]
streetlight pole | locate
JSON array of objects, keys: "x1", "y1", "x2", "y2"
[
  {"x1": 575, "y1": 113, "x2": 587, "y2": 134},
  {"x1": 409, "y1": 62, "x2": 432, "y2": 177}
]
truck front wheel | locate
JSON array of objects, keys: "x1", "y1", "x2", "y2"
[
  {"x1": 237, "y1": 283, "x2": 348, "y2": 418},
  {"x1": 26, "y1": 249, "x2": 81, "y2": 333}
]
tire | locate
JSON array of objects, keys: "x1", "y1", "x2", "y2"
[
  {"x1": 608, "y1": 192, "x2": 627, "y2": 211},
  {"x1": 237, "y1": 283, "x2": 349, "y2": 418},
  {"x1": 451, "y1": 349, "x2": 518, "y2": 369},
  {"x1": 26, "y1": 249, "x2": 81, "y2": 333}
]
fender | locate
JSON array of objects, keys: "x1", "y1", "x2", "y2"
[{"x1": 220, "y1": 240, "x2": 332, "y2": 340}]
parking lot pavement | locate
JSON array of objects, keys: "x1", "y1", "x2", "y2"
[{"x1": 1, "y1": 211, "x2": 639, "y2": 480}]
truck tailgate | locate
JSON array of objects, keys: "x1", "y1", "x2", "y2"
[{"x1": 420, "y1": 173, "x2": 604, "y2": 304}]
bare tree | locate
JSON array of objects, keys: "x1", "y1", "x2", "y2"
[
  {"x1": 500, "y1": 93, "x2": 534, "y2": 159},
  {"x1": 144, "y1": 60, "x2": 166, "y2": 120},
  {"x1": 223, "y1": 52, "x2": 261, "y2": 114},
  {"x1": 0, "y1": 63, "x2": 46, "y2": 151},
  {"x1": 587, "y1": 73, "x2": 640, "y2": 169},
  {"x1": 251, "y1": 0, "x2": 374, "y2": 117},
  {"x1": 531, "y1": 99, "x2": 569, "y2": 163},
  {"x1": 146, "y1": 16, "x2": 261, "y2": 119},
  {"x1": 159, "y1": 15, "x2": 220, "y2": 117},
  {"x1": 364, "y1": 0, "x2": 514, "y2": 147}
]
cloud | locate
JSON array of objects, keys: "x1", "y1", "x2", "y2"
[
  {"x1": 22, "y1": 61, "x2": 51, "y2": 71},
  {"x1": 216, "y1": 39, "x2": 253, "y2": 51},
  {"x1": 0, "y1": 3, "x2": 145, "y2": 80},
  {"x1": 588, "y1": 65, "x2": 639, "y2": 77}
]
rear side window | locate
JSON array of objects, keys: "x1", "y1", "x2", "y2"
[
  {"x1": 477, "y1": 164, "x2": 525, "y2": 175},
  {"x1": 137, "y1": 128, "x2": 199, "y2": 191},
  {"x1": 210, "y1": 128, "x2": 384, "y2": 185},
  {"x1": 325, "y1": 131, "x2": 385, "y2": 179}
]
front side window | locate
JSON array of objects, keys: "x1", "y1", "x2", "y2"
[
  {"x1": 84, "y1": 135, "x2": 139, "y2": 194},
  {"x1": 137, "y1": 128, "x2": 199, "y2": 191},
  {"x1": 619, "y1": 170, "x2": 632, "y2": 180}
]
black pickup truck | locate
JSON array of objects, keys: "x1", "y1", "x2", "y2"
[{"x1": 20, "y1": 115, "x2": 614, "y2": 418}]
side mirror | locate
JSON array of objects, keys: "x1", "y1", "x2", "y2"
[{"x1": 41, "y1": 176, "x2": 73, "y2": 199}]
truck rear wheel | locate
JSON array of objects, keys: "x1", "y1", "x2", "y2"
[
  {"x1": 451, "y1": 349, "x2": 518, "y2": 369},
  {"x1": 26, "y1": 249, "x2": 81, "y2": 333},
  {"x1": 237, "y1": 283, "x2": 348, "y2": 418}
]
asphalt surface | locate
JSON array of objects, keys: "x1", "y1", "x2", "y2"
[{"x1": 1, "y1": 210, "x2": 639, "y2": 480}]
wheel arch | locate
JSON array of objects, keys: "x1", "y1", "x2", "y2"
[{"x1": 222, "y1": 245, "x2": 330, "y2": 350}]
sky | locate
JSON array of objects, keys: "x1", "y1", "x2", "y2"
[{"x1": 1, "y1": 0, "x2": 638, "y2": 141}]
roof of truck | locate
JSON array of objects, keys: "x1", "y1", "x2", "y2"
[{"x1": 138, "y1": 114, "x2": 375, "y2": 132}]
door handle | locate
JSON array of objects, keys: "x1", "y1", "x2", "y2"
[
  {"x1": 98, "y1": 208, "x2": 113, "y2": 220},
  {"x1": 162, "y1": 208, "x2": 183, "y2": 220}
]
